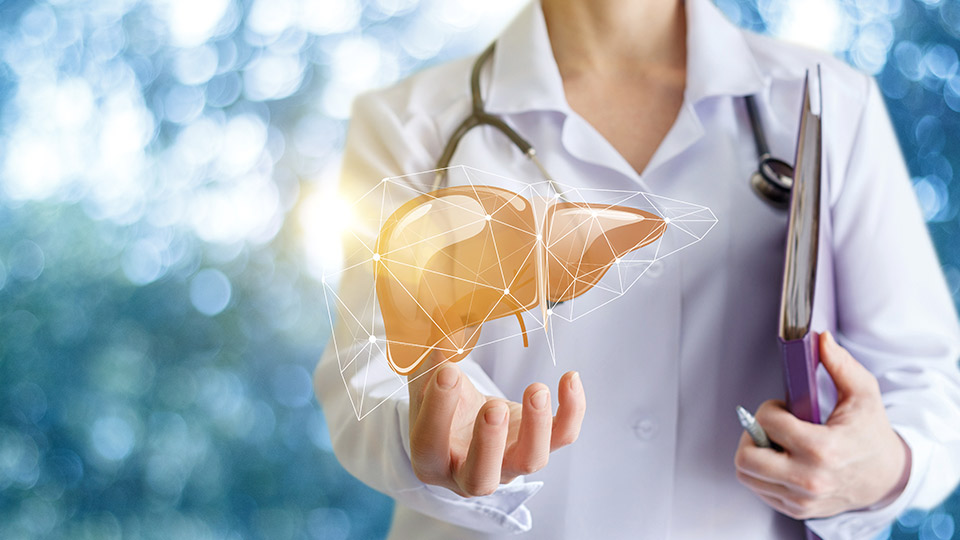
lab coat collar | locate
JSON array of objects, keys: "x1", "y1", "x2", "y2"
[
  {"x1": 683, "y1": 0, "x2": 767, "y2": 102},
  {"x1": 485, "y1": 1, "x2": 569, "y2": 115},
  {"x1": 484, "y1": 0, "x2": 768, "y2": 115}
]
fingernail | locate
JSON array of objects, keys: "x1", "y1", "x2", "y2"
[
  {"x1": 436, "y1": 365, "x2": 459, "y2": 389},
  {"x1": 531, "y1": 389, "x2": 548, "y2": 410},
  {"x1": 570, "y1": 372, "x2": 582, "y2": 393},
  {"x1": 825, "y1": 331, "x2": 837, "y2": 348},
  {"x1": 484, "y1": 403, "x2": 507, "y2": 425}
]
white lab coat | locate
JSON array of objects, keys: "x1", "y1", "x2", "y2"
[{"x1": 313, "y1": 1, "x2": 960, "y2": 538}]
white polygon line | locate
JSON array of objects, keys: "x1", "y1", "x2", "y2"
[
  {"x1": 321, "y1": 282, "x2": 344, "y2": 370},
  {"x1": 339, "y1": 338, "x2": 376, "y2": 374},
  {"x1": 572, "y1": 217, "x2": 599, "y2": 295},
  {"x1": 357, "y1": 340, "x2": 376, "y2": 416},
  {"x1": 375, "y1": 261, "x2": 452, "y2": 337},
  {"x1": 649, "y1": 218, "x2": 718, "y2": 260},
  {"x1": 464, "y1": 223, "x2": 494, "y2": 320},
  {"x1": 383, "y1": 258, "x2": 509, "y2": 293},
  {"x1": 345, "y1": 177, "x2": 398, "y2": 214},
  {"x1": 322, "y1": 284, "x2": 363, "y2": 420},
  {"x1": 380, "y1": 233, "x2": 495, "y2": 283},
  {"x1": 357, "y1": 381, "x2": 408, "y2": 421},
  {"x1": 371, "y1": 339, "x2": 406, "y2": 386},
  {"x1": 339, "y1": 366, "x2": 363, "y2": 421},
  {"x1": 486, "y1": 207, "x2": 510, "y2": 289},
  {"x1": 326, "y1": 287, "x2": 376, "y2": 344}
]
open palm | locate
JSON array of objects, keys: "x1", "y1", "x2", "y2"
[{"x1": 407, "y1": 348, "x2": 586, "y2": 497}]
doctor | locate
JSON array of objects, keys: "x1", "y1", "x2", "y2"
[{"x1": 313, "y1": 0, "x2": 960, "y2": 538}]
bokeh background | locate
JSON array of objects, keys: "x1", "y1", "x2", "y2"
[{"x1": 0, "y1": 0, "x2": 958, "y2": 538}]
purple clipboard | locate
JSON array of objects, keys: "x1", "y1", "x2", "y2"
[
  {"x1": 780, "y1": 332, "x2": 821, "y2": 425},
  {"x1": 781, "y1": 334, "x2": 822, "y2": 540},
  {"x1": 778, "y1": 70, "x2": 823, "y2": 540}
]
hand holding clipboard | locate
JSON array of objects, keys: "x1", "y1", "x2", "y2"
[{"x1": 735, "y1": 70, "x2": 911, "y2": 539}]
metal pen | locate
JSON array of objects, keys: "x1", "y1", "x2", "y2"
[{"x1": 736, "y1": 405, "x2": 779, "y2": 450}]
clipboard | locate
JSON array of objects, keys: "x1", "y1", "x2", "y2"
[{"x1": 778, "y1": 69, "x2": 823, "y2": 540}]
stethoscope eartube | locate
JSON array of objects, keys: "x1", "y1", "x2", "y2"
[
  {"x1": 433, "y1": 44, "x2": 540, "y2": 192},
  {"x1": 434, "y1": 41, "x2": 795, "y2": 210},
  {"x1": 743, "y1": 94, "x2": 794, "y2": 209}
]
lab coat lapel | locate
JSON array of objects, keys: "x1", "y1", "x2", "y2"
[
  {"x1": 644, "y1": 0, "x2": 768, "y2": 178},
  {"x1": 683, "y1": 0, "x2": 767, "y2": 103}
]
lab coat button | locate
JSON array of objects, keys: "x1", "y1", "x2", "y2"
[
  {"x1": 645, "y1": 260, "x2": 664, "y2": 278},
  {"x1": 633, "y1": 418, "x2": 659, "y2": 441}
]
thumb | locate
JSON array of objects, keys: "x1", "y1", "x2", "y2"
[{"x1": 819, "y1": 331, "x2": 875, "y2": 401}]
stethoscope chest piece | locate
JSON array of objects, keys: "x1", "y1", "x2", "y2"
[{"x1": 750, "y1": 156, "x2": 793, "y2": 209}]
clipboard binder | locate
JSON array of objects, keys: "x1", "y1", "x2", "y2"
[
  {"x1": 778, "y1": 69, "x2": 824, "y2": 540},
  {"x1": 779, "y1": 70, "x2": 823, "y2": 426}
]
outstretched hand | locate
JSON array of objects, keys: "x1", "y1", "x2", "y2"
[
  {"x1": 734, "y1": 332, "x2": 910, "y2": 519},
  {"x1": 406, "y1": 342, "x2": 586, "y2": 497}
]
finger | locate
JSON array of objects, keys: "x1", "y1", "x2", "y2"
[
  {"x1": 734, "y1": 431, "x2": 798, "y2": 486},
  {"x1": 505, "y1": 383, "x2": 553, "y2": 477},
  {"x1": 406, "y1": 349, "x2": 450, "y2": 419},
  {"x1": 551, "y1": 371, "x2": 586, "y2": 451},
  {"x1": 754, "y1": 399, "x2": 826, "y2": 455},
  {"x1": 409, "y1": 364, "x2": 461, "y2": 481},
  {"x1": 456, "y1": 400, "x2": 510, "y2": 496},
  {"x1": 736, "y1": 469, "x2": 796, "y2": 501},
  {"x1": 756, "y1": 492, "x2": 803, "y2": 519},
  {"x1": 819, "y1": 331, "x2": 878, "y2": 400}
]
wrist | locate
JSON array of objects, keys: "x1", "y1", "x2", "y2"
[{"x1": 864, "y1": 432, "x2": 911, "y2": 511}]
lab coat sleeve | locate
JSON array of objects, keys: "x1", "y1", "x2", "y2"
[
  {"x1": 313, "y1": 91, "x2": 543, "y2": 534},
  {"x1": 806, "y1": 78, "x2": 960, "y2": 540}
]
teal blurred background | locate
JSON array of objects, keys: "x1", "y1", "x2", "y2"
[{"x1": 0, "y1": 0, "x2": 958, "y2": 538}]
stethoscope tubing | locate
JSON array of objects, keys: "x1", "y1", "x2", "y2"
[{"x1": 433, "y1": 41, "x2": 794, "y2": 208}]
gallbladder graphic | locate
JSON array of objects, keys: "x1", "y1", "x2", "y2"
[{"x1": 375, "y1": 185, "x2": 669, "y2": 375}]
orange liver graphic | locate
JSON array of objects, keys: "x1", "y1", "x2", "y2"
[{"x1": 374, "y1": 186, "x2": 666, "y2": 375}]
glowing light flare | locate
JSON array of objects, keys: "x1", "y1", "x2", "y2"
[
  {"x1": 298, "y1": 187, "x2": 357, "y2": 280},
  {"x1": 770, "y1": 0, "x2": 851, "y2": 53},
  {"x1": 151, "y1": 0, "x2": 232, "y2": 48}
]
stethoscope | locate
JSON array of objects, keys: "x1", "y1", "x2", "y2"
[{"x1": 432, "y1": 42, "x2": 795, "y2": 209}]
